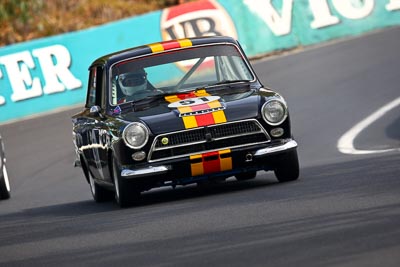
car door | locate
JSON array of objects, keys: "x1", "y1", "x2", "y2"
[{"x1": 78, "y1": 65, "x2": 111, "y2": 182}]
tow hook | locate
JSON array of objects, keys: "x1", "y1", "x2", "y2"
[{"x1": 245, "y1": 153, "x2": 253, "y2": 162}]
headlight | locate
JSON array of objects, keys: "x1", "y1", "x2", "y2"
[
  {"x1": 262, "y1": 99, "x2": 288, "y2": 125},
  {"x1": 122, "y1": 122, "x2": 149, "y2": 149}
]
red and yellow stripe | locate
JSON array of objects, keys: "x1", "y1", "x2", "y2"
[
  {"x1": 165, "y1": 90, "x2": 227, "y2": 129},
  {"x1": 148, "y1": 39, "x2": 192, "y2": 53},
  {"x1": 190, "y1": 149, "x2": 232, "y2": 176},
  {"x1": 164, "y1": 89, "x2": 209, "y2": 103},
  {"x1": 179, "y1": 101, "x2": 226, "y2": 129}
]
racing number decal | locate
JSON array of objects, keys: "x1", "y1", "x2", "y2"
[
  {"x1": 190, "y1": 149, "x2": 232, "y2": 176},
  {"x1": 166, "y1": 90, "x2": 227, "y2": 129}
]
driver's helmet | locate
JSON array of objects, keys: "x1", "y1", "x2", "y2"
[{"x1": 118, "y1": 69, "x2": 147, "y2": 96}]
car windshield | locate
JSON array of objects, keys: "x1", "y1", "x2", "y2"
[{"x1": 109, "y1": 44, "x2": 255, "y2": 106}]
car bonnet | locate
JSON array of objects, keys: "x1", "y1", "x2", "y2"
[{"x1": 119, "y1": 90, "x2": 260, "y2": 135}]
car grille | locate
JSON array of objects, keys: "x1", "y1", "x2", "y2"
[{"x1": 148, "y1": 119, "x2": 270, "y2": 162}]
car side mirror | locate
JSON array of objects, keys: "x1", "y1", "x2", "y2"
[{"x1": 89, "y1": 105, "x2": 104, "y2": 119}]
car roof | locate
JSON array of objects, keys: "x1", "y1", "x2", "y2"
[{"x1": 89, "y1": 36, "x2": 239, "y2": 69}]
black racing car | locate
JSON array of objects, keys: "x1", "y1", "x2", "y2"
[
  {"x1": 0, "y1": 134, "x2": 10, "y2": 200},
  {"x1": 72, "y1": 36, "x2": 300, "y2": 207}
]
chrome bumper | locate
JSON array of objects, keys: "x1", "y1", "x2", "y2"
[
  {"x1": 121, "y1": 139, "x2": 297, "y2": 179},
  {"x1": 121, "y1": 166, "x2": 169, "y2": 179},
  {"x1": 254, "y1": 139, "x2": 297, "y2": 157}
]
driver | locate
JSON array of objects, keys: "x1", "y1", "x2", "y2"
[{"x1": 117, "y1": 69, "x2": 149, "y2": 103}]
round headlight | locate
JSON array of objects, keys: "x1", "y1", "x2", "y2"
[
  {"x1": 122, "y1": 122, "x2": 149, "y2": 149},
  {"x1": 262, "y1": 99, "x2": 287, "y2": 125}
]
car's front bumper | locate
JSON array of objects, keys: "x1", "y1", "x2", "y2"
[
  {"x1": 120, "y1": 139, "x2": 297, "y2": 182},
  {"x1": 253, "y1": 139, "x2": 297, "y2": 157},
  {"x1": 121, "y1": 166, "x2": 169, "y2": 178}
]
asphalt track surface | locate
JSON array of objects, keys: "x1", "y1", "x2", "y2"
[{"x1": 1, "y1": 27, "x2": 399, "y2": 266}]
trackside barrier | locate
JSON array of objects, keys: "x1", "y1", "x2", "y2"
[{"x1": 0, "y1": 0, "x2": 399, "y2": 124}]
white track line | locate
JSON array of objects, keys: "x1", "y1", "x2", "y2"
[{"x1": 337, "y1": 96, "x2": 400, "y2": 155}]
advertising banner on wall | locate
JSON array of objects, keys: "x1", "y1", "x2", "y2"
[{"x1": 0, "y1": 0, "x2": 399, "y2": 124}]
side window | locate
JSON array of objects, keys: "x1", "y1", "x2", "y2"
[{"x1": 85, "y1": 66, "x2": 103, "y2": 108}]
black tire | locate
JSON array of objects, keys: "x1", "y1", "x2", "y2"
[
  {"x1": 112, "y1": 157, "x2": 140, "y2": 208},
  {"x1": 0, "y1": 165, "x2": 11, "y2": 200},
  {"x1": 89, "y1": 172, "x2": 113, "y2": 202},
  {"x1": 235, "y1": 171, "x2": 257, "y2": 181},
  {"x1": 274, "y1": 150, "x2": 300, "y2": 182}
]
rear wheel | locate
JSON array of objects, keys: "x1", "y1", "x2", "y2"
[
  {"x1": 112, "y1": 157, "x2": 140, "y2": 208},
  {"x1": 274, "y1": 150, "x2": 300, "y2": 182},
  {"x1": 89, "y1": 173, "x2": 113, "y2": 202},
  {"x1": 0, "y1": 165, "x2": 11, "y2": 200}
]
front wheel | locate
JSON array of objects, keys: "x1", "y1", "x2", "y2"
[
  {"x1": 0, "y1": 165, "x2": 11, "y2": 200},
  {"x1": 112, "y1": 157, "x2": 140, "y2": 208},
  {"x1": 89, "y1": 172, "x2": 113, "y2": 202},
  {"x1": 274, "y1": 150, "x2": 300, "y2": 182}
]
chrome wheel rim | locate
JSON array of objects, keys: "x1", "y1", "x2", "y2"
[
  {"x1": 89, "y1": 174, "x2": 96, "y2": 196},
  {"x1": 3, "y1": 166, "x2": 10, "y2": 192},
  {"x1": 113, "y1": 164, "x2": 120, "y2": 201}
]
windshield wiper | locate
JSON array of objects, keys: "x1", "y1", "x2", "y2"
[
  {"x1": 128, "y1": 80, "x2": 253, "y2": 110},
  {"x1": 196, "y1": 80, "x2": 252, "y2": 94},
  {"x1": 130, "y1": 93, "x2": 168, "y2": 111},
  {"x1": 209, "y1": 79, "x2": 252, "y2": 86}
]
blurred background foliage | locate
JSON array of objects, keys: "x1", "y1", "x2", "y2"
[{"x1": 0, "y1": 0, "x2": 189, "y2": 47}]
